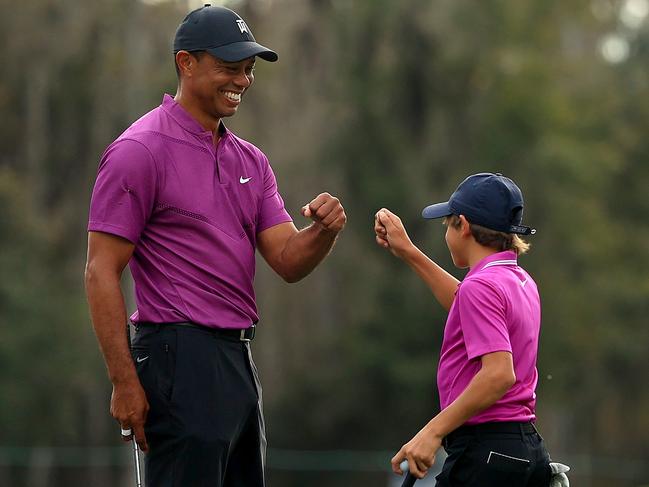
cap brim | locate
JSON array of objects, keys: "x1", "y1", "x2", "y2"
[
  {"x1": 206, "y1": 41, "x2": 278, "y2": 62},
  {"x1": 422, "y1": 202, "x2": 452, "y2": 219}
]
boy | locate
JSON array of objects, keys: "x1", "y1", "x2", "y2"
[{"x1": 375, "y1": 172, "x2": 550, "y2": 486}]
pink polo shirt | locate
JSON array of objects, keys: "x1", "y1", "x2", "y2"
[
  {"x1": 88, "y1": 95, "x2": 292, "y2": 328},
  {"x1": 437, "y1": 251, "x2": 541, "y2": 424}
]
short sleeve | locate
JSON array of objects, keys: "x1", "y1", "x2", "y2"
[
  {"x1": 456, "y1": 278, "x2": 511, "y2": 360},
  {"x1": 88, "y1": 139, "x2": 157, "y2": 243},
  {"x1": 256, "y1": 155, "x2": 292, "y2": 233}
]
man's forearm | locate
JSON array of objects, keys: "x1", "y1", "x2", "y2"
[
  {"x1": 85, "y1": 269, "x2": 137, "y2": 385},
  {"x1": 277, "y1": 223, "x2": 339, "y2": 283},
  {"x1": 401, "y1": 246, "x2": 459, "y2": 311}
]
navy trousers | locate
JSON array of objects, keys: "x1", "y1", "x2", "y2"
[
  {"x1": 131, "y1": 323, "x2": 266, "y2": 487},
  {"x1": 435, "y1": 422, "x2": 551, "y2": 487}
]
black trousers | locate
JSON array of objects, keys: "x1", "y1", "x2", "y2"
[
  {"x1": 131, "y1": 323, "x2": 266, "y2": 487},
  {"x1": 435, "y1": 422, "x2": 551, "y2": 487}
]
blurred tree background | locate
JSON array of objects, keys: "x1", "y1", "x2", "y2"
[{"x1": 1, "y1": 0, "x2": 648, "y2": 485}]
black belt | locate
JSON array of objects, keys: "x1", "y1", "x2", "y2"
[
  {"x1": 136, "y1": 322, "x2": 256, "y2": 342},
  {"x1": 444, "y1": 421, "x2": 538, "y2": 448}
]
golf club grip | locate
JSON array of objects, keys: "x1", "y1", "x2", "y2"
[{"x1": 401, "y1": 472, "x2": 417, "y2": 487}]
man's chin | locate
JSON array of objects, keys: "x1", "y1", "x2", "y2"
[{"x1": 217, "y1": 106, "x2": 238, "y2": 118}]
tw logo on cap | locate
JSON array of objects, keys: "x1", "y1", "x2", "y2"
[{"x1": 236, "y1": 19, "x2": 249, "y2": 34}]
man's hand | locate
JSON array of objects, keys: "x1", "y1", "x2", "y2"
[
  {"x1": 301, "y1": 192, "x2": 346, "y2": 234},
  {"x1": 111, "y1": 378, "x2": 150, "y2": 452},
  {"x1": 391, "y1": 426, "x2": 443, "y2": 479},
  {"x1": 257, "y1": 193, "x2": 345, "y2": 282},
  {"x1": 374, "y1": 208, "x2": 415, "y2": 259}
]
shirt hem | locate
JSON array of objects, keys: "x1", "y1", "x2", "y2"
[
  {"x1": 256, "y1": 215, "x2": 293, "y2": 234},
  {"x1": 88, "y1": 222, "x2": 137, "y2": 244},
  {"x1": 466, "y1": 345, "x2": 512, "y2": 361}
]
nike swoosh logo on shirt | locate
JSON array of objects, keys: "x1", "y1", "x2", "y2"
[
  {"x1": 240, "y1": 176, "x2": 252, "y2": 184},
  {"x1": 136, "y1": 356, "x2": 149, "y2": 363}
]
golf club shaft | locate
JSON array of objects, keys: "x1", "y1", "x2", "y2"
[
  {"x1": 401, "y1": 472, "x2": 417, "y2": 487},
  {"x1": 132, "y1": 438, "x2": 142, "y2": 487},
  {"x1": 126, "y1": 323, "x2": 143, "y2": 487}
]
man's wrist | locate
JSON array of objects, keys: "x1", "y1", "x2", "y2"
[
  {"x1": 310, "y1": 221, "x2": 340, "y2": 238},
  {"x1": 110, "y1": 366, "x2": 139, "y2": 387}
]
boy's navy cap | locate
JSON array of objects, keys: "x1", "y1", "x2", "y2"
[
  {"x1": 421, "y1": 173, "x2": 536, "y2": 235},
  {"x1": 173, "y1": 4, "x2": 278, "y2": 62}
]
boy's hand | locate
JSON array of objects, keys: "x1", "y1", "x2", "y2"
[
  {"x1": 391, "y1": 426, "x2": 443, "y2": 479},
  {"x1": 374, "y1": 208, "x2": 415, "y2": 259}
]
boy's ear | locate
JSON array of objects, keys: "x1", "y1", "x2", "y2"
[{"x1": 458, "y1": 215, "x2": 472, "y2": 237}]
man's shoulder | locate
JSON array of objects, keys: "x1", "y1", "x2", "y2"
[
  {"x1": 109, "y1": 105, "x2": 205, "y2": 162},
  {"x1": 99, "y1": 106, "x2": 167, "y2": 169},
  {"x1": 117, "y1": 105, "x2": 168, "y2": 145}
]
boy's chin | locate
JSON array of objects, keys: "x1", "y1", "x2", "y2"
[{"x1": 451, "y1": 254, "x2": 469, "y2": 269}]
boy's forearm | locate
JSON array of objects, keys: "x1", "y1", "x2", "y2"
[
  {"x1": 423, "y1": 360, "x2": 514, "y2": 440},
  {"x1": 401, "y1": 245, "x2": 459, "y2": 311}
]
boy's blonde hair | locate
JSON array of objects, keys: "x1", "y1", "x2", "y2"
[{"x1": 444, "y1": 215, "x2": 530, "y2": 255}]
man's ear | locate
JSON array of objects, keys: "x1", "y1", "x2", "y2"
[
  {"x1": 176, "y1": 50, "x2": 194, "y2": 79},
  {"x1": 458, "y1": 215, "x2": 472, "y2": 237}
]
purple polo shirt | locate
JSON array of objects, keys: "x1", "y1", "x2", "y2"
[
  {"x1": 437, "y1": 251, "x2": 540, "y2": 424},
  {"x1": 88, "y1": 95, "x2": 292, "y2": 328}
]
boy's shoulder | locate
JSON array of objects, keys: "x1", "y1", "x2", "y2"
[
  {"x1": 461, "y1": 263, "x2": 537, "y2": 302},
  {"x1": 457, "y1": 273, "x2": 504, "y2": 303}
]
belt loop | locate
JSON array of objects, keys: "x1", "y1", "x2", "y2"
[
  {"x1": 518, "y1": 422, "x2": 525, "y2": 440},
  {"x1": 240, "y1": 329, "x2": 249, "y2": 342}
]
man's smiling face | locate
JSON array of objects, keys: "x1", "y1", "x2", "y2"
[{"x1": 188, "y1": 52, "x2": 256, "y2": 120}]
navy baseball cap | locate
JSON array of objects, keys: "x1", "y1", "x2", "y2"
[
  {"x1": 421, "y1": 173, "x2": 536, "y2": 235},
  {"x1": 173, "y1": 4, "x2": 278, "y2": 62}
]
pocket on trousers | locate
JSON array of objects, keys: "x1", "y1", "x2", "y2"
[
  {"x1": 484, "y1": 450, "x2": 531, "y2": 484},
  {"x1": 158, "y1": 333, "x2": 177, "y2": 400}
]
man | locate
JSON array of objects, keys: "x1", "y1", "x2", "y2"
[
  {"x1": 375, "y1": 173, "x2": 551, "y2": 486},
  {"x1": 84, "y1": 5, "x2": 346, "y2": 486}
]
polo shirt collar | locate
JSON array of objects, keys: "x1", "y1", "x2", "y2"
[
  {"x1": 161, "y1": 94, "x2": 228, "y2": 138},
  {"x1": 465, "y1": 250, "x2": 518, "y2": 279}
]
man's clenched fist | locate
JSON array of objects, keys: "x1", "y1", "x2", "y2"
[{"x1": 301, "y1": 192, "x2": 346, "y2": 234}]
